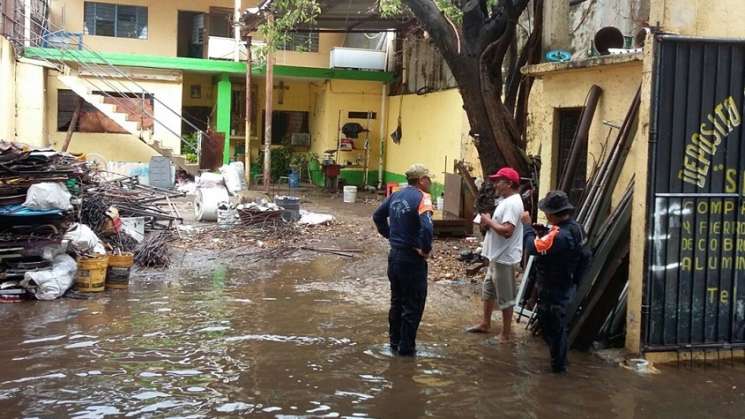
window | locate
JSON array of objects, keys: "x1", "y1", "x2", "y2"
[
  {"x1": 554, "y1": 108, "x2": 587, "y2": 205},
  {"x1": 279, "y1": 32, "x2": 319, "y2": 53},
  {"x1": 84, "y1": 2, "x2": 148, "y2": 39}
]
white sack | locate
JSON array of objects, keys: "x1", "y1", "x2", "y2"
[
  {"x1": 23, "y1": 182, "x2": 72, "y2": 211},
  {"x1": 21, "y1": 254, "x2": 77, "y2": 300},
  {"x1": 298, "y1": 210, "x2": 335, "y2": 226},
  {"x1": 196, "y1": 173, "x2": 225, "y2": 188},
  {"x1": 64, "y1": 223, "x2": 106, "y2": 255},
  {"x1": 220, "y1": 165, "x2": 243, "y2": 195}
]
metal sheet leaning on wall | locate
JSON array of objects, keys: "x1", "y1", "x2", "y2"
[{"x1": 645, "y1": 35, "x2": 745, "y2": 351}]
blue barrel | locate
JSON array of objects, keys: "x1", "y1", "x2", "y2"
[{"x1": 288, "y1": 170, "x2": 300, "y2": 188}]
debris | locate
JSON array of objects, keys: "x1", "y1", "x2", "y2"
[
  {"x1": 20, "y1": 254, "x2": 77, "y2": 301},
  {"x1": 134, "y1": 231, "x2": 172, "y2": 268}
]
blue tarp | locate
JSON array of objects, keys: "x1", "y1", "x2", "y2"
[{"x1": 0, "y1": 205, "x2": 65, "y2": 217}]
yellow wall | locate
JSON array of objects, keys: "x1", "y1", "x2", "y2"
[
  {"x1": 384, "y1": 89, "x2": 477, "y2": 182},
  {"x1": 526, "y1": 61, "x2": 643, "y2": 213},
  {"x1": 182, "y1": 73, "x2": 215, "y2": 108},
  {"x1": 52, "y1": 1, "x2": 342, "y2": 68},
  {"x1": 46, "y1": 70, "x2": 183, "y2": 162},
  {"x1": 16, "y1": 62, "x2": 47, "y2": 147},
  {"x1": 652, "y1": 0, "x2": 745, "y2": 37},
  {"x1": 0, "y1": 37, "x2": 16, "y2": 142}
]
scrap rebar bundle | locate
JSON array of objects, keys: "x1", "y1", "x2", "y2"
[{"x1": 134, "y1": 231, "x2": 172, "y2": 268}]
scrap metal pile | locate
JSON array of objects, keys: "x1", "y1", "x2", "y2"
[
  {"x1": 515, "y1": 86, "x2": 641, "y2": 350},
  {"x1": 0, "y1": 141, "x2": 183, "y2": 301}
]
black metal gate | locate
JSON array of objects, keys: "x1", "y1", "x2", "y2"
[{"x1": 645, "y1": 36, "x2": 745, "y2": 351}]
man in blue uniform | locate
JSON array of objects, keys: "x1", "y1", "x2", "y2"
[
  {"x1": 373, "y1": 164, "x2": 434, "y2": 356},
  {"x1": 522, "y1": 191, "x2": 586, "y2": 373}
]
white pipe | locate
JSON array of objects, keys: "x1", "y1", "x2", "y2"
[
  {"x1": 233, "y1": 0, "x2": 241, "y2": 62},
  {"x1": 24, "y1": 0, "x2": 32, "y2": 48},
  {"x1": 378, "y1": 33, "x2": 391, "y2": 190}
]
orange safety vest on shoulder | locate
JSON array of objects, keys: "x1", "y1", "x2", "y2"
[
  {"x1": 534, "y1": 226, "x2": 560, "y2": 254},
  {"x1": 418, "y1": 192, "x2": 434, "y2": 215}
]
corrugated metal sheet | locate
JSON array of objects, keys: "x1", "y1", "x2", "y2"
[
  {"x1": 645, "y1": 36, "x2": 745, "y2": 351},
  {"x1": 399, "y1": 37, "x2": 456, "y2": 94}
]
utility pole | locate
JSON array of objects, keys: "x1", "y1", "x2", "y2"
[
  {"x1": 262, "y1": 13, "x2": 274, "y2": 192},
  {"x1": 233, "y1": 0, "x2": 241, "y2": 62},
  {"x1": 244, "y1": 35, "x2": 252, "y2": 185}
]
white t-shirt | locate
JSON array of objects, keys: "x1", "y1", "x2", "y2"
[{"x1": 481, "y1": 193, "x2": 524, "y2": 264}]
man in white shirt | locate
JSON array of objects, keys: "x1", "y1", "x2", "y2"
[{"x1": 466, "y1": 167, "x2": 524, "y2": 341}]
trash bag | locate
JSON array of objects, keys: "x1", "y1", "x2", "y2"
[
  {"x1": 196, "y1": 172, "x2": 225, "y2": 188},
  {"x1": 21, "y1": 254, "x2": 77, "y2": 300},
  {"x1": 64, "y1": 223, "x2": 107, "y2": 255},
  {"x1": 220, "y1": 165, "x2": 243, "y2": 195},
  {"x1": 22, "y1": 182, "x2": 72, "y2": 211}
]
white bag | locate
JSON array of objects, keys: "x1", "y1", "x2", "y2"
[
  {"x1": 64, "y1": 223, "x2": 107, "y2": 255},
  {"x1": 21, "y1": 254, "x2": 77, "y2": 300},
  {"x1": 23, "y1": 182, "x2": 72, "y2": 210},
  {"x1": 220, "y1": 165, "x2": 243, "y2": 195},
  {"x1": 196, "y1": 172, "x2": 225, "y2": 188}
]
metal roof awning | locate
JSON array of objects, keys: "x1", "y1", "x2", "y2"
[{"x1": 305, "y1": 0, "x2": 410, "y2": 32}]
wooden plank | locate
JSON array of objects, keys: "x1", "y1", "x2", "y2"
[{"x1": 443, "y1": 173, "x2": 463, "y2": 217}]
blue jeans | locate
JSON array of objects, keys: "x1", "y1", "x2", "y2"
[
  {"x1": 387, "y1": 248, "x2": 428, "y2": 355},
  {"x1": 539, "y1": 286, "x2": 576, "y2": 372}
]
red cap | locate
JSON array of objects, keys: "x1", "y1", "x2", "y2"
[{"x1": 488, "y1": 167, "x2": 520, "y2": 185}]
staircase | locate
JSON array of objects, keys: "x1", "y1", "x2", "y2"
[
  {"x1": 2, "y1": 2, "x2": 206, "y2": 177},
  {"x1": 56, "y1": 72, "x2": 200, "y2": 176}
]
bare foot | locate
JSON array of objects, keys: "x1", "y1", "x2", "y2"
[
  {"x1": 496, "y1": 333, "x2": 512, "y2": 343},
  {"x1": 466, "y1": 324, "x2": 490, "y2": 333}
]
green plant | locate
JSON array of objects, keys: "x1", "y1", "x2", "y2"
[
  {"x1": 257, "y1": 146, "x2": 292, "y2": 181},
  {"x1": 182, "y1": 132, "x2": 200, "y2": 163}
]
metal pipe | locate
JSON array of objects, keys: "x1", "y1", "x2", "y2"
[
  {"x1": 377, "y1": 33, "x2": 391, "y2": 190},
  {"x1": 263, "y1": 13, "x2": 274, "y2": 192},
  {"x1": 234, "y1": 0, "x2": 241, "y2": 62},
  {"x1": 559, "y1": 85, "x2": 601, "y2": 193},
  {"x1": 244, "y1": 35, "x2": 252, "y2": 184}
]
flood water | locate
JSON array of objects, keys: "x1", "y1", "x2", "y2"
[{"x1": 2, "y1": 251, "x2": 745, "y2": 418}]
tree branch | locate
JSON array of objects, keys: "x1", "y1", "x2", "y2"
[{"x1": 403, "y1": 0, "x2": 459, "y2": 62}]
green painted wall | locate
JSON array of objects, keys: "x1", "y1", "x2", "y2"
[{"x1": 216, "y1": 74, "x2": 232, "y2": 164}]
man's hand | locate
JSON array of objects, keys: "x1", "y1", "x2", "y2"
[
  {"x1": 521, "y1": 211, "x2": 532, "y2": 225},
  {"x1": 415, "y1": 248, "x2": 431, "y2": 259},
  {"x1": 480, "y1": 213, "x2": 492, "y2": 226}
]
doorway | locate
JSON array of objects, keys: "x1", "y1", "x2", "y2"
[{"x1": 177, "y1": 11, "x2": 205, "y2": 58}]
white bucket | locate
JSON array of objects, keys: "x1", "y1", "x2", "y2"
[
  {"x1": 195, "y1": 187, "x2": 230, "y2": 222},
  {"x1": 343, "y1": 186, "x2": 358, "y2": 203}
]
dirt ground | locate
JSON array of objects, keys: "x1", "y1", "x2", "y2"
[{"x1": 166, "y1": 186, "x2": 486, "y2": 286}]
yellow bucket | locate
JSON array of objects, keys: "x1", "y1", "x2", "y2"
[
  {"x1": 107, "y1": 253, "x2": 134, "y2": 289},
  {"x1": 75, "y1": 255, "x2": 109, "y2": 292}
]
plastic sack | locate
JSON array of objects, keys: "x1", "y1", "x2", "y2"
[
  {"x1": 196, "y1": 172, "x2": 225, "y2": 188},
  {"x1": 220, "y1": 165, "x2": 243, "y2": 195},
  {"x1": 64, "y1": 223, "x2": 106, "y2": 255},
  {"x1": 22, "y1": 182, "x2": 72, "y2": 211},
  {"x1": 298, "y1": 210, "x2": 335, "y2": 225},
  {"x1": 21, "y1": 254, "x2": 77, "y2": 300}
]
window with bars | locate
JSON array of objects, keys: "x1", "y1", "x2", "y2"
[
  {"x1": 279, "y1": 32, "x2": 319, "y2": 53},
  {"x1": 84, "y1": 2, "x2": 148, "y2": 39}
]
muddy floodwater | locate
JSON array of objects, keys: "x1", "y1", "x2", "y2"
[{"x1": 2, "y1": 250, "x2": 745, "y2": 418}]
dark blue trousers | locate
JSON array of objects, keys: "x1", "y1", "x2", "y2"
[
  {"x1": 387, "y1": 248, "x2": 428, "y2": 355},
  {"x1": 539, "y1": 286, "x2": 576, "y2": 373}
]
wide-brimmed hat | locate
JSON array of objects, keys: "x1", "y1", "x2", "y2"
[
  {"x1": 538, "y1": 190, "x2": 575, "y2": 214},
  {"x1": 405, "y1": 164, "x2": 432, "y2": 180}
]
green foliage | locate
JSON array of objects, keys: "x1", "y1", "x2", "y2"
[
  {"x1": 258, "y1": 0, "x2": 321, "y2": 53},
  {"x1": 379, "y1": 0, "x2": 464, "y2": 23},
  {"x1": 289, "y1": 151, "x2": 319, "y2": 179},
  {"x1": 182, "y1": 132, "x2": 199, "y2": 163},
  {"x1": 257, "y1": 146, "x2": 291, "y2": 181}
]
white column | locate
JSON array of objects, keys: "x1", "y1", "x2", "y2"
[
  {"x1": 234, "y1": 0, "x2": 241, "y2": 62},
  {"x1": 24, "y1": 0, "x2": 32, "y2": 47}
]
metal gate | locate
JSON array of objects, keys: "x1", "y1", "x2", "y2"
[{"x1": 645, "y1": 36, "x2": 745, "y2": 351}]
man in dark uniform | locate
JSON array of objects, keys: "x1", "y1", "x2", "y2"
[
  {"x1": 373, "y1": 164, "x2": 434, "y2": 356},
  {"x1": 522, "y1": 191, "x2": 586, "y2": 373}
]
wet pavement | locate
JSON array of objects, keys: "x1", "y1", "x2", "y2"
[{"x1": 2, "y1": 240, "x2": 745, "y2": 417}]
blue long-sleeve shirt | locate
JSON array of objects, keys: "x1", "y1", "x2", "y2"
[
  {"x1": 373, "y1": 186, "x2": 433, "y2": 254},
  {"x1": 524, "y1": 219, "x2": 584, "y2": 289}
]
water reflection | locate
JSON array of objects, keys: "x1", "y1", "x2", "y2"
[{"x1": 0, "y1": 256, "x2": 744, "y2": 418}]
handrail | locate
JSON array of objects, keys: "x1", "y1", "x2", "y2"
[{"x1": 6, "y1": 2, "x2": 206, "y2": 156}]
